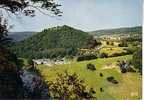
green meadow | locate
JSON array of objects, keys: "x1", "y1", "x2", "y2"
[{"x1": 37, "y1": 55, "x2": 141, "y2": 100}]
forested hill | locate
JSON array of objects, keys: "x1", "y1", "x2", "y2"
[
  {"x1": 89, "y1": 26, "x2": 142, "y2": 36},
  {"x1": 11, "y1": 25, "x2": 96, "y2": 59}
]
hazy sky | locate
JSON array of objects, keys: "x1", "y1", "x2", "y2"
[{"x1": 10, "y1": 0, "x2": 142, "y2": 32}]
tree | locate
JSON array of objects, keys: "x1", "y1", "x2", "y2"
[
  {"x1": 0, "y1": 41, "x2": 24, "y2": 98},
  {"x1": 106, "y1": 41, "x2": 109, "y2": 45},
  {"x1": 0, "y1": 0, "x2": 62, "y2": 98},
  {"x1": 0, "y1": 15, "x2": 10, "y2": 46},
  {"x1": 48, "y1": 71, "x2": 95, "y2": 99},
  {"x1": 99, "y1": 53, "x2": 108, "y2": 58},
  {"x1": 0, "y1": 0, "x2": 62, "y2": 17},
  {"x1": 86, "y1": 63, "x2": 96, "y2": 71},
  {"x1": 131, "y1": 48, "x2": 142, "y2": 74}
]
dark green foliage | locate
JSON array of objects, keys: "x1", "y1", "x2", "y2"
[
  {"x1": 124, "y1": 46, "x2": 140, "y2": 55},
  {"x1": 86, "y1": 63, "x2": 96, "y2": 71},
  {"x1": 126, "y1": 67, "x2": 136, "y2": 73},
  {"x1": 0, "y1": 47, "x2": 24, "y2": 98},
  {"x1": 17, "y1": 58, "x2": 25, "y2": 69},
  {"x1": 117, "y1": 60, "x2": 135, "y2": 73},
  {"x1": 99, "y1": 53, "x2": 108, "y2": 58},
  {"x1": 106, "y1": 41, "x2": 109, "y2": 45},
  {"x1": 27, "y1": 58, "x2": 34, "y2": 65},
  {"x1": 11, "y1": 25, "x2": 95, "y2": 59},
  {"x1": 121, "y1": 68, "x2": 127, "y2": 73},
  {"x1": 47, "y1": 71, "x2": 95, "y2": 99},
  {"x1": 131, "y1": 48, "x2": 142, "y2": 74},
  {"x1": 100, "y1": 73, "x2": 103, "y2": 77},
  {"x1": 0, "y1": 16, "x2": 24, "y2": 98},
  {"x1": 107, "y1": 76, "x2": 118, "y2": 84},
  {"x1": 118, "y1": 42, "x2": 128, "y2": 47},
  {"x1": 77, "y1": 54, "x2": 97, "y2": 61},
  {"x1": 100, "y1": 88, "x2": 104, "y2": 92}
]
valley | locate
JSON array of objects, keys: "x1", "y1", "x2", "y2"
[
  {"x1": 10, "y1": 25, "x2": 142, "y2": 100},
  {"x1": 37, "y1": 55, "x2": 141, "y2": 100}
]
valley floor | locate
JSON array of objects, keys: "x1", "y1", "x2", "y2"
[{"x1": 37, "y1": 55, "x2": 142, "y2": 100}]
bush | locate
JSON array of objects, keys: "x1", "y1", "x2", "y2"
[
  {"x1": 106, "y1": 41, "x2": 109, "y2": 45},
  {"x1": 107, "y1": 76, "x2": 118, "y2": 84},
  {"x1": 86, "y1": 63, "x2": 96, "y2": 71},
  {"x1": 126, "y1": 67, "x2": 136, "y2": 72},
  {"x1": 99, "y1": 53, "x2": 108, "y2": 58},
  {"x1": 100, "y1": 73, "x2": 103, "y2": 77},
  {"x1": 121, "y1": 69, "x2": 127, "y2": 73},
  {"x1": 77, "y1": 54, "x2": 97, "y2": 61},
  {"x1": 118, "y1": 42, "x2": 128, "y2": 47}
]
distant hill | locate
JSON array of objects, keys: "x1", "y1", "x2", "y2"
[
  {"x1": 89, "y1": 26, "x2": 142, "y2": 36},
  {"x1": 11, "y1": 25, "x2": 96, "y2": 59},
  {"x1": 8, "y1": 31, "x2": 36, "y2": 42}
]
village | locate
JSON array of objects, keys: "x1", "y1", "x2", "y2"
[{"x1": 33, "y1": 58, "x2": 71, "y2": 66}]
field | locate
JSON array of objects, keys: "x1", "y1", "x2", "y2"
[
  {"x1": 37, "y1": 55, "x2": 141, "y2": 100},
  {"x1": 99, "y1": 47, "x2": 127, "y2": 56}
]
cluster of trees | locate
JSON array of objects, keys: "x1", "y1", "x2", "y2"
[
  {"x1": 118, "y1": 42, "x2": 128, "y2": 47},
  {"x1": 131, "y1": 48, "x2": 142, "y2": 74},
  {"x1": 11, "y1": 25, "x2": 96, "y2": 59},
  {"x1": 117, "y1": 60, "x2": 135, "y2": 73},
  {"x1": 77, "y1": 54, "x2": 97, "y2": 61}
]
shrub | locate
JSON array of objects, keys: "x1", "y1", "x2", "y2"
[
  {"x1": 121, "y1": 69, "x2": 127, "y2": 73},
  {"x1": 77, "y1": 54, "x2": 97, "y2": 61},
  {"x1": 106, "y1": 41, "x2": 109, "y2": 45},
  {"x1": 107, "y1": 76, "x2": 118, "y2": 84},
  {"x1": 99, "y1": 53, "x2": 108, "y2": 58},
  {"x1": 100, "y1": 73, "x2": 103, "y2": 77},
  {"x1": 100, "y1": 88, "x2": 104, "y2": 92},
  {"x1": 86, "y1": 63, "x2": 96, "y2": 71},
  {"x1": 126, "y1": 67, "x2": 136, "y2": 72},
  {"x1": 118, "y1": 42, "x2": 128, "y2": 47}
]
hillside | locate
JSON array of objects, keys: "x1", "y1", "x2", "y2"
[
  {"x1": 8, "y1": 31, "x2": 36, "y2": 42},
  {"x1": 89, "y1": 26, "x2": 142, "y2": 36},
  {"x1": 11, "y1": 25, "x2": 96, "y2": 59}
]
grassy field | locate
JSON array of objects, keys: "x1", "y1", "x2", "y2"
[
  {"x1": 99, "y1": 47, "x2": 127, "y2": 56},
  {"x1": 37, "y1": 55, "x2": 141, "y2": 100}
]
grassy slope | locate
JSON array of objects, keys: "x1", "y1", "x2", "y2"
[
  {"x1": 99, "y1": 47, "x2": 127, "y2": 56},
  {"x1": 38, "y1": 55, "x2": 141, "y2": 100}
]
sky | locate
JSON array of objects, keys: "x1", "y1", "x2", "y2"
[{"x1": 9, "y1": 0, "x2": 142, "y2": 32}]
